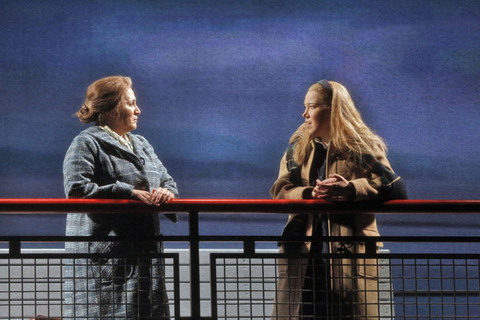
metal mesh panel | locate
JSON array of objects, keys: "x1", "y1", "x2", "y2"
[
  {"x1": 0, "y1": 257, "x2": 63, "y2": 319},
  {"x1": 211, "y1": 253, "x2": 480, "y2": 320},
  {"x1": 211, "y1": 256, "x2": 277, "y2": 319},
  {"x1": 0, "y1": 251, "x2": 179, "y2": 320},
  {"x1": 1, "y1": 246, "x2": 480, "y2": 319},
  {"x1": 390, "y1": 258, "x2": 480, "y2": 319}
]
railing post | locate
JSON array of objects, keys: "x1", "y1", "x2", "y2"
[
  {"x1": 244, "y1": 240, "x2": 255, "y2": 254},
  {"x1": 189, "y1": 211, "x2": 201, "y2": 319},
  {"x1": 9, "y1": 239, "x2": 21, "y2": 256},
  {"x1": 365, "y1": 239, "x2": 377, "y2": 256}
]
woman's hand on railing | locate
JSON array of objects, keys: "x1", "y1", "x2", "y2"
[
  {"x1": 133, "y1": 188, "x2": 175, "y2": 206},
  {"x1": 151, "y1": 187, "x2": 175, "y2": 206},
  {"x1": 311, "y1": 174, "x2": 355, "y2": 201},
  {"x1": 133, "y1": 189, "x2": 155, "y2": 205}
]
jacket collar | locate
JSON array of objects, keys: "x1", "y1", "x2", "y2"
[{"x1": 82, "y1": 126, "x2": 139, "y2": 156}]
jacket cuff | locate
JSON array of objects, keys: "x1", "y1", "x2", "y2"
[
  {"x1": 114, "y1": 181, "x2": 134, "y2": 198},
  {"x1": 284, "y1": 186, "x2": 313, "y2": 199},
  {"x1": 349, "y1": 179, "x2": 376, "y2": 201},
  {"x1": 302, "y1": 187, "x2": 315, "y2": 199}
]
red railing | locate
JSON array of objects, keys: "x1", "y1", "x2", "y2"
[{"x1": 1, "y1": 198, "x2": 480, "y2": 214}]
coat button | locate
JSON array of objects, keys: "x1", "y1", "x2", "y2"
[{"x1": 140, "y1": 158, "x2": 145, "y2": 165}]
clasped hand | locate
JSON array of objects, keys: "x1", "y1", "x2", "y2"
[
  {"x1": 133, "y1": 187, "x2": 175, "y2": 206},
  {"x1": 311, "y1": 174, "x2": 355, "y2": 200}
]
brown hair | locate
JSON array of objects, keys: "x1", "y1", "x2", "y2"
[
  {"x1": 293, "y1": 81, "x2": 386, "y2": 165},
  {"x1": 76, "y1": 76, "x2": 132, "y2": 125}
]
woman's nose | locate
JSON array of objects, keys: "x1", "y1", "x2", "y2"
[
  {"x1": 302, "y1": 109, "x2": 308, "y2": 118},
  {"x1": 135, "y1": 105, "x2": 141, "y2": 115}
]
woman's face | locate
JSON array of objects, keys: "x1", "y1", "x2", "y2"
[
  {"x1": 303, "y1": 90, "x2": 331, "y2": 141},
  {"x1": 109, "y1": 88, "x2": 141, "y2": 135}
]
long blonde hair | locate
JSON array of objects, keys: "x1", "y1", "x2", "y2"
[{"x1": 293, "y1": 81, "x2": 386, "y2": 165}]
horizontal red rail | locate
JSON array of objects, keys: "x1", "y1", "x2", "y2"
[{"x1": 0, "y1": 199, "x2": 479, "y2": 214}]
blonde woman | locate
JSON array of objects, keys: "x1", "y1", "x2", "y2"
[{"x1": 271, "y1": 80, "x2": 406, "y2": 319}]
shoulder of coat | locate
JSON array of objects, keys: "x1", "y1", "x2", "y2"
[
  {"x1": 70, "y1": 127, "x2": 104, "y2": 151},
  {"x1": 129, "y1": 134, "x2": 152, "y2": 150}
]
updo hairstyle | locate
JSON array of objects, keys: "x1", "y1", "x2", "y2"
[{"x1": 76, "y1": 76, "x2": 132, "y2": 125}]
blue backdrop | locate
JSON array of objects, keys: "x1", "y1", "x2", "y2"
[{"x1": 1, "y1": 0, "x2": 479, "y2": 250}]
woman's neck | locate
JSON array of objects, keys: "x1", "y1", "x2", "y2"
[{"x1": 104, "y1": 122, "x2": 127, "y2": 136}]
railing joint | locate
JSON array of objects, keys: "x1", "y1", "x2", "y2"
[
  {"x1": 9, "y1": 239, "x2": 21, "y2": 255},
  {"x1": 244, "y1": 240, "x2": 255, "y2": 254},
  {"x1": 365, "y1": 240, "x2": 377, "y2": 256}
]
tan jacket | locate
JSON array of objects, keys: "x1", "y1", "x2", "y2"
[{"x1": 271, "y1": 139, "x2": 393, "y2": 319}]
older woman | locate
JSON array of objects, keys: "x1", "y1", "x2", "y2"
[
  {"x1": 63, "y1": 76, "x2": 178, "y2": 319},
  {"x1": 271, "y1": 80, "x2": 406, "y2": 319}
]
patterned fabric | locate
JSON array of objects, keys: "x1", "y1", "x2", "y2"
[
  {"x1": 285, "y1": 136, "x2": 406, "y2": 199},
  {"x1": 356, "y1": 153, "x2": 403, "y2": 195},
  {"x1": 99, "y1": 125, "x2": 134, "y2": 152},
  {"x1": 63, "y1": 125, "x2": 179, "y2": 320}
]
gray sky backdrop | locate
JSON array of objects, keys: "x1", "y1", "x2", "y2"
[{"x1": 1, "y1": 0, "x2": 479, "y2": 250}]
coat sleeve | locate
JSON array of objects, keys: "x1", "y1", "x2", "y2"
[
  {"x1": 159, "y1": 163, "x2": 179, "y2": 198},
  {"x1": 270, "y1": 153, "x2": 314, "y2": 200},
  {"x1": 63, "y1": 135, "x2": 134, "y2": 199},
  {"x1": 348, "y1": 144, "x2": 394, "y2": 201},
  {"x1": 156, "y1": 157, "x2": 179, "y2": 223},
  {"x1": 142, "y1": 139, "x2": 179, "y2": 223},
  {"x1": 149, "y1": 145, "x2": 179, "y2": 199}
]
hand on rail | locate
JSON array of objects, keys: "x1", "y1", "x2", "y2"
[
  {"x1": 311, "y1": 174, "x2": 355, "y2": 201},
  {"x1": 133, "y1": 189, "x2": 154, "y2": 205},
  {"x1": 133, "y1": 188, "x2": 175, "y2": 206},
  {"x1": 151, "y1": 187, "x2": 175, "y2": 206}
]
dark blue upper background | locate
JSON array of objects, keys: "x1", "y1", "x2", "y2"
[{"x1": 1, "y1": 0, "x2": 479, "y2": 245}]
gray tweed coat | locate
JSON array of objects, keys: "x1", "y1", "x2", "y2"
[{"x1": 63, "y1": 126, "x2": 179, "y2": 320}]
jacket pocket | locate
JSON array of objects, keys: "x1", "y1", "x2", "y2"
[
  {"x1": 88, "y1": 241, "x2": 134, "y2": 285},
  {"x1": 279, "y1": 214, "x2": 308, "y2": 253},
  {"x1": 355, "y1": 243, "x2": 379, "y2": 279}
]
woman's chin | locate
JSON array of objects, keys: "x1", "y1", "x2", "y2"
[{"x1": 308, "y1": 131, "x2": 320, "y2": 139}]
